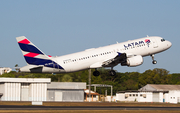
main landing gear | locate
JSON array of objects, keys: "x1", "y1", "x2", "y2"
[
  {"x1": 109, "y1": 70, "x2": 116, "y2": 76},
  {"x1": 93, "y1": 69, "x2": 100, "y2": 76},
  {"x1": 151, "y1": 54, "x2": 157, "y2": 64},
  {"x1": 109, "y1": 67, "x2": 116, "y2": 76},
  {"x1": 93, "y1": 68, "x2": 116, "y2": 76}
]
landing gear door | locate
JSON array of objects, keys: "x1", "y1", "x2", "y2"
[{"x1": 151, "y1": 38, "x2": 158, "y2": 48}]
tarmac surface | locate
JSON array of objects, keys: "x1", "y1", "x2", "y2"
[{"x1": 0, "y1": 105, "x2": 180, "y2": 110}]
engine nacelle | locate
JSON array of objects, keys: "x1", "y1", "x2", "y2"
[{"x1": 121, "y1": 55, "x2": 143, "y2": 67}]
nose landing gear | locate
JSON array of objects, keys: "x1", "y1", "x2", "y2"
[{"x1": 151, "y1": 54, "x2": 157, "y2": 64}]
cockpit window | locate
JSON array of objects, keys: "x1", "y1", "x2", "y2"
[{"x1": 161, "y1": 39, "x2": 165, "y2": 42}]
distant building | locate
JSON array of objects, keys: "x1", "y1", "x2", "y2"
[
  {"x1": 84, "y1": 89, "x2": 100, "y2": 102},
  {"x1": 0, "y1": 78, "x2": 86, "y2": 102},
  {"x1": 116, "y1": 84, "x2": 180, "y2": 104},
  {"x1": 139, "y1": 84, "x2": 180, "y2": 104},
  {"x1": 86, "y1": 84, "x2": 114, "y2": 102},
  {"x1": 0, "y1": 78, "x2": 50, "y2": 101},
  {"x1": 139, "y1": 84, "x2": 180, "y2": 92},
  {"x1": 0, "y1": 67, "x2": 12, "y2": 75},
  {"x1": 47, "y1": 82, "x2": 86, "y2": 102}
]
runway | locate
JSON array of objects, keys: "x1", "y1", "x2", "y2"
[{"x1": 0, "y1": 105, "x2": 180, "y2": 110}]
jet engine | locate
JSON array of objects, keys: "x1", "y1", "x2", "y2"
[{"x1": 121, "y1": 55, "x2": 143, "y2": 67}]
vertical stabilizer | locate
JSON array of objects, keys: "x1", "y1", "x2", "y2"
[{"x1": 16, "y1": 36, "x2": 63, "y2": 69}]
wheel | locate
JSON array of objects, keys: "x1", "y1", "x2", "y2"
[
  {"x1": 93, "y1": 70, "x2": 100, "y2": 76},
  {"x1": 109, "y1": 70, "x2": 116, "y2": 76},
  {"x1": 152, "y1": 60, "x2": 157, "y2": 64}
]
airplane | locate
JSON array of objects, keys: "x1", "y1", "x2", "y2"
[{"x1": 16, "y1": 36, "x2": 172, "y2": 76}]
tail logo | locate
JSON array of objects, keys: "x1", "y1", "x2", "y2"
[{"x1": 17, "y1": 36, "x2": 64, "y2": 70}]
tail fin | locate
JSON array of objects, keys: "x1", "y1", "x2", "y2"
[{"x1": 16, "y1": 36, "x2": 63, "y2": 69}]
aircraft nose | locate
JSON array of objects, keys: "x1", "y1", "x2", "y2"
[{"x1": 167, "y1": 41, "x2": 172, "y2": 48}]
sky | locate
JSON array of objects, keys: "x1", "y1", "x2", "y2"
[{"x1": 0, "y1": 0, "x2": 179, "y2": 74}]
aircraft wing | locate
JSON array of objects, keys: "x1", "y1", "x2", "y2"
[
  {"x1": 89, "y1": 52, "x2": 126, "y2": 68},
  {"x1": 102, "y1": 52, "x2": 126, "y2": 67}
]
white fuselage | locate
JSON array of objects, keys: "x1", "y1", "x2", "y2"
[{"x1": 47, "y1": 36, "x2": 171, "y2": 73}]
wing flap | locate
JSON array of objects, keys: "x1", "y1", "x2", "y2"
[{"x1": 102, "y1": 52, "x2": 126, "y2": 67}]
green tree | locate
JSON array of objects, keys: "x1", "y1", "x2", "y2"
[{"x1": 61, "y1": 74, "x2": 73, "y2": 82}]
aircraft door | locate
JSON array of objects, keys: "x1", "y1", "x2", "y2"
[{"x1": 151, "y1": 39, "x2": 158, "y2": 48}]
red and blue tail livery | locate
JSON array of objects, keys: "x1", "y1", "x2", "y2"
[{"x1": 16, "y1": 36, "x2": 64, "y2": 71}]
